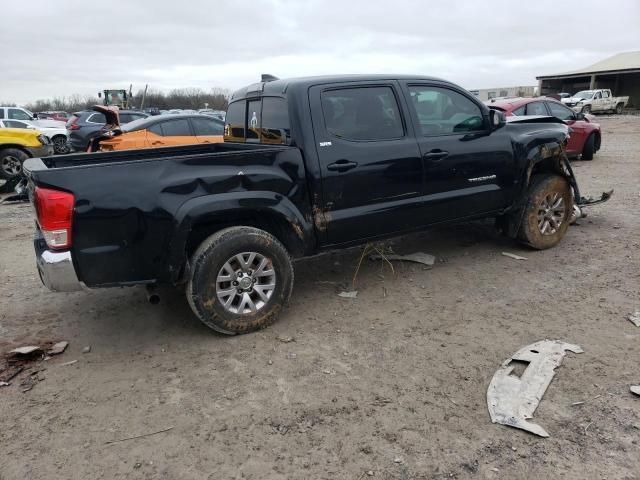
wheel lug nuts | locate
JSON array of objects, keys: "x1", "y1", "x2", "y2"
[
  {"x1": 232, "y1": 281, "x2": 238, "y2": 286},
  {"x1": 237, "y1": 289, "x2": 242, "y2": 294}
]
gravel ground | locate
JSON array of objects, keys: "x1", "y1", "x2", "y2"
[{"x1": 0, "y1": 116, "x2": 639, "y2": 480}]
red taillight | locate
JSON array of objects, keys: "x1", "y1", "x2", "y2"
[
  {"x1": 67, "y1": 117, "x2": 80, "y2": 130},
  {"x1": 34, "y1": 187, "x2": 74, "y2": 249}
]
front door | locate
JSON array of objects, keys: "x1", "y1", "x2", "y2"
[
  {"x1": 310, "y1": 83, "x2": 423, "y2": 245},
  {"x1": 400, "y1": 82, "x2": 515, "y2": 223}
]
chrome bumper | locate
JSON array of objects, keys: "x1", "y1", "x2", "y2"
[{"x1": 34, "y1": 234, "x2": 82, "y2": 292}]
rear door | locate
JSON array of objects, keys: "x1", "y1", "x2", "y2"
[
  {"x1": 190, "y1": 116, "x2": 224, "y2": 143},
  {"x1": 309, "y1": 82, "x2": 424, "y2": 244},
  {"x1": 401, "y1": 82, "x2": 515, "y2": 223},
  {"x1": 545, "y1": 100, "x2": 585, "y2": 155},
  {"x1": 147, "y1": 118, "x2": 195, "y2": 147}
]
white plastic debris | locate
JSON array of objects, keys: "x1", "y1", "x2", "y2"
[
  {"x1": 338, "y1": 291, "x2": 358, "y2": 298},
  {"x1": 487, "y1": 339, "x2": 583, "y2": 437},
  {"x1": 501, "y1": 252, "x2": 528, "y2": 261},
  {"x1": 627, "y1": 311, "x2": 640, "y2": 327},
  {"x1": 370, "y1": 252, "x2": 435, "y2": 266},
  {"x1": 8, "y1": 346, "x2": 42, "y2": 355},
  {"x1": 631, "y1": 386, "x2": 640, "y2": 396},
  {"x1": 48, "y1": 341, "x2": 69, "y2": 355}
]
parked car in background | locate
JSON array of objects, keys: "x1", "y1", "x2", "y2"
[
  {"x1": 89, "y1": 113, "x2": 224, "y2": 152},
  {"x1": 0, "y1": 106, "x2": 36, "y2": 121},
  {"x1": 561, "y1": 89, "x2": 629, "y2": 114},
  {"x1": 0, "y1": 119, "x2": 70, "y2": 154},
  {"x1": 36, "y1": 111, "x2": 70, "y2": 122},
  {"x1": 66, "y1": 107, "x2": 148, "y2": 151},
  {"x1": 486, "y1": 97, "x2": 601, "y2": 160},
  {"x1": 200, "y1": 109, "x2": 226, "y2": 121},
  {"x1": 0, "y1": 128, "x2": 52, "y2": 179}
]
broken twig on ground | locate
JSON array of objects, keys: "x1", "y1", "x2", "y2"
[{"x1": 105, "y1": 426, "x2": 174, "y2": 445}]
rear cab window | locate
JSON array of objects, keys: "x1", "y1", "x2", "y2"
[{"x1": 224, "y1": 96, "x2": 289, "y2": 144}]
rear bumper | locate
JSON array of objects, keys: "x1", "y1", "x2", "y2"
[{"x1": 34, "y1": 232, "x2": 82, "y2": 292}]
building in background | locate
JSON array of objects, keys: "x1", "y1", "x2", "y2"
[
  {"x1": 537, "y1": 51, "x2": 640, "y2": 108},
  {"x1": 468, "y1": 86, "x2": 536, "y2": 101}
]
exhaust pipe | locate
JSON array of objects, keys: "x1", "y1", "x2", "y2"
[{"x1": 146, "y1": 285, "x2": 160, "y2": 305}]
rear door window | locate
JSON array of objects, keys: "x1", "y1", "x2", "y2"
[
  {"x1": 321, "y1": 86, "x2": 404, "y2": 140},
  {"x1": 525, "y1": 102, "x2": 549, "y2": 116},
  {"x1": 4, "y1": 120, "x2": 29, "y2": 128},
  {"x1": 191, "y1": 117, "x2": 224, "y2": 136},
  {"x1": 148, "y1": 123, "x2": 163, "y2": 136},
  {"x1": 160, "y1": 118, "x2": 192, "y2": 136},
  {"x1": 260, "y1": 97, "x2": 290, "y2": 144},
  {"x1": 87, "y1": 113, "x2": 106, "y2": 124}
]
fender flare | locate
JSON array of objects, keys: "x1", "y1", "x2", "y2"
[{"x1": 165, "y1": 191, "x2": 314, "y2": 282}]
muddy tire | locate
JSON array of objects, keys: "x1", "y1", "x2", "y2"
[
  {"x1": 187, "y1": 226, "x2": 294, "y2": 335},
  {"x1": 0, "y1": 148, "x2": 29, "y2": 180},
  {"x1": 581, "y1": 133, "x2": 595, "y2": 161},
  {"x1": 615, "y1": 103, "x2": 624, "y2": 115},
  {"x1": 517, "y1": 174, "x2": 572, "y2": 250},
  {"x1": 581, "y1": 105, "x2": 591, "y2": 114}
]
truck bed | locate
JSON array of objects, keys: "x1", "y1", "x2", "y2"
[{"x1": 36, "y1": 142, "x2": 287, "y2": 169}]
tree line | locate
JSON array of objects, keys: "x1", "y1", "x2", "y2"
[{"x1": 13, "y1": 87, "x2": 230, "y2": 113}]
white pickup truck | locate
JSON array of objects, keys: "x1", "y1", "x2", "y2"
[{"x1": 562, "y1": 89, "x2": 629, "y2": 114}]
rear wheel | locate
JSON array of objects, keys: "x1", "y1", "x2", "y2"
[
  {"x1": 187, "y1": 226, "x2": 294, "y2": 335},
  {"x1": 52, "y1": 135, "x2": 70, "y2": 154},
  {"x1": 517, "y1": 174, "x2": 572, "y2": 250},
  {"x1": 615, "y1": 103, "x2": 624, "y2": 114},
  {"x1": 581, "y1": 133, "x2": 595, "y2": 160},
  {"x1": 0, "y1": 148, "x2": 29, "y2": 180}
]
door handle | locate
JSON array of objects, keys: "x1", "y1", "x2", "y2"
[
  {"x1": 327, "y1": 159, "x2": 358, "y2": 172},
  {"x1": 423, "y1": 149, "x2": 449, "y2": 161},
  {"x1": 152, "y1": 141, "x2": 164, "y2": 146}
]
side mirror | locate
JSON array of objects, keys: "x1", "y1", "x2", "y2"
[
  {"x1": 574, "y1": 112, "x2": 586, "y2": 121},
  {"x1": 489, "y1": 109, "x2": 506, "y2": 130}
]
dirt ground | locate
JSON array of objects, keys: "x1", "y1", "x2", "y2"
[{"x1": 1, "y1": 116, "x2": 639, "y2": 480}]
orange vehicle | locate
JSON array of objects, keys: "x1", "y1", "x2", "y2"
[{"x1": 89, "y1": 106, "x2": 224, "y2": 152}]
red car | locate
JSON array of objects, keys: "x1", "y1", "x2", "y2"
[
  {"x1": 36, "y1": 111, "x2": 70, "y2": 122},
  {"x1": 486, "y1": 97, "x2": 601, "y2": 160}
]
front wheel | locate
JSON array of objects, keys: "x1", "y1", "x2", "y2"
[
  {"x1": 517, "y1": 174, "x2": 572, "y2": 250},
  {"x1": 581, "y1": 105, "x2": 591, "y2": 114},
  {"x1": 0, "y1": 148, "x2": 29, "y2": 180},
  {"x1": 187, "y1": 226, "x2": 294, "y2": 334},
  {"x1": 52, "y1": 135, "x2": 70, "y2": 154}
]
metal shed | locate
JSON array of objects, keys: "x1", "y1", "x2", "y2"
[{"x1": 537, "y1": 51, "x2": 640, "y2": 108}]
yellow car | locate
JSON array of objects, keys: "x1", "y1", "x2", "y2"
[{"x1": 0, "y1": 128, "x2": 53, "y2": 179}]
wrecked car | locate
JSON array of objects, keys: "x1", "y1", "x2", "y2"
[{"x1": 23, "y1": 74, "x2": 611, "y2": 334}]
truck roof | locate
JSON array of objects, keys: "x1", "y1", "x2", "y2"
[{"x1": 230, "y1": 74, "x2": 449, "y2": 101}]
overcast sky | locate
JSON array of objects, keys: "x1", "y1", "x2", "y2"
[{"x1": 2, "y1": 0, "x2": 639, "y2": 104}]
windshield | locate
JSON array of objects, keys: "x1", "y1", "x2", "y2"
[{"x1": 573, "y1": 91, "x2": 594, "y2": 99}]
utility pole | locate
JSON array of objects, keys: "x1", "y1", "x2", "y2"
[{"x1": 140, "y1": 84, "x2": 148, "y2": 110}]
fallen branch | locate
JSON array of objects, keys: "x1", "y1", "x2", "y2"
[{"x1": 105, "y1": 426, "x2": 174, "y2": 445}]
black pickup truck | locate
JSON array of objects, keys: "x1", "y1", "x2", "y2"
[{"x1": 24, "y1": 74, "x2": 611, "y2": 334}]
